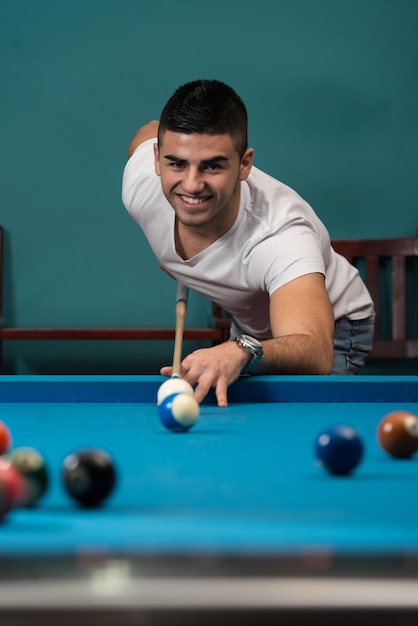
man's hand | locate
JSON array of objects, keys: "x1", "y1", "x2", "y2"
[
  {"x1": 160, "y1": 341, "x2": 251, "y2": 408},
  {"x1": 160, "y1": 274, "x2": 334, "y2": 406}
]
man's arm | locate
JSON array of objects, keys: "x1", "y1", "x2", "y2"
[
  {"x1": 127, "y1": 120, "x2": 159, "y2": 158},
  {"x1": 257, "y1": 272, "x2": 334, "y2": 374},
  {"x1": 160, "y1": 272, "x2": 335, "y2": 407}
]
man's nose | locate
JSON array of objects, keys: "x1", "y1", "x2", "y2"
[{"x1": 182, "y1": 168, "x2": 205, "y2": 194}]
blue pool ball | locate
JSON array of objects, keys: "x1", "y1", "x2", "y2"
[
  {"x1": 158, "y1": 392, "x2": 199, "y2": 432},
  {"x1": 315, "y1": 424, "x2": 364, "y2": 475}
]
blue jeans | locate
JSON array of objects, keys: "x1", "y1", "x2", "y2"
[{"x1": 331, "y1": 316, "x2": 375, "y2": 375}]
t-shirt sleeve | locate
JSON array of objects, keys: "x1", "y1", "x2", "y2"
[
  {"x1": 121, "y1": 138, "x2": 157, "y2": 220},
  {"x1": 247, "y1": 219, "x2": 326, "y2": 296}
]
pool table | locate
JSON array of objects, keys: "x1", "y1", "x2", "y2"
[{"x1": 0, "y1": 374, "x2": 418, "y2": 625}]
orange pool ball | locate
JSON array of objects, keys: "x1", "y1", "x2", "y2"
[
  {"x1": 0, "y1": 421, "x2": 12, "y2": 455},
  {"x1": 377, "y1": 410, "x2": 418, "y2": 459}
]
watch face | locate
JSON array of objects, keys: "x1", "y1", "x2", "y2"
[
  {"x1": 242, "y1": 335, "x2": 262, "y2": 349},
  {"x1": 237, "y1": 334, "x2": 263, "y2": 356}
]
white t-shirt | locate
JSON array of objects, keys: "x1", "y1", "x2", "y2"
[{"x1": 122, "y1": 138, "x2": 374, "y2": 339}]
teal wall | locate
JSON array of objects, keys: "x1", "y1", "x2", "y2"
[{"x1": 1, "y1": 0, "x2": 417, "y2": 373}]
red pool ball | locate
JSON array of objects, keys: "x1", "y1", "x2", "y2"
[
  {"x1": 0, "y1": 421, "x2": 12, "y2": 455},
  {"x1": 377, "y1": 410, "x2": 418, "y2": 459},
  {"x1": 0, "y1": 457, "x2": 27, "y2": 520},
  {"x1": 62, "y1": 448, "x2": 116, "y2": 507}
]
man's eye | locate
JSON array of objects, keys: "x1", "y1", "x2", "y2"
[{"x1": 206, "y1": 163, "x2": 221, "y2": 171}]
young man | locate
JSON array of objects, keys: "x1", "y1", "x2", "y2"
[{"x1": 122, "y1": 79, "x2": 374, "y2": 407}]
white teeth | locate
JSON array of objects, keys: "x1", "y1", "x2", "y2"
[{"x1": 181, "y1": 196, "x2": 206, "y2": 205}]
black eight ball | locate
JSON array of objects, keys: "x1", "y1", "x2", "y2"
[{"x1": 62, "y1": 448, "x2": 116, "y2": 507}]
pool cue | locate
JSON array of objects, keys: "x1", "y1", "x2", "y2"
[{"x1": 172, "y1": 282, "x2": 189, "y2": 378}]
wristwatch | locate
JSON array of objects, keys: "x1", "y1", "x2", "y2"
[{"x1": 234, "y1": 334, "x2": 263, "y2": 374}]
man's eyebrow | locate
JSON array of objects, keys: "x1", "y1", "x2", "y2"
[
  {"x1": 164, "y1": 155, "x2": 186, "y2": 163},
  {"x1": 201, "y1": 156, "x2": 229, "y2": 165},
  {"x1": 164, "y1": 155, "x2": 229, "y2": 165}
]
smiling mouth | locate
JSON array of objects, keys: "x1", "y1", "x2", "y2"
[{"x1": 179, "y1": 195, "x2": 211, "y2": 205}]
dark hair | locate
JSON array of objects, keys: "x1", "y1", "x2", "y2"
[{"x1": 158, "y1": 79, "x2": 248, "y2": 157}]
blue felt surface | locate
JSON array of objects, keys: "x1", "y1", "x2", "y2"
[
  {"x1": 1, "y1": 374, "x2": 418, "y2": 403},
  {"x1": 1, "y1": 378, "x2": 418, "y2": 557}
]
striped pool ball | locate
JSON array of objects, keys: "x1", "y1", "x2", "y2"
[
  {"x1": 158, "y1": 392, "x2": 199, "y2": 432},
  {"x1": 7, "y1": 446, "x2": 49, "y2": 507}
]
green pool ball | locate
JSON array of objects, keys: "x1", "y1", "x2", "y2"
[{"x1": 7, "y1": 446, "x2": 49, "y2": 507}]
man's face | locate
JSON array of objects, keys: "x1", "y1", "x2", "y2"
[{"x1": 154, "y1": 131, "x2": 253, "y2": 231}]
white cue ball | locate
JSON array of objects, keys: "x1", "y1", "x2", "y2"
[{"x1": 157, "y1": 377, "x2": 194, "y2": 405}]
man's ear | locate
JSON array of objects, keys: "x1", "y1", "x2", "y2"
[
  {"x1": 153, "y1": 142, "x2": 161, "y2": 176},
  {"x1": 239, "y1": 148, "x2": 254, "y2": 181}
]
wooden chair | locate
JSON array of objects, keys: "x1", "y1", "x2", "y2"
[
  {"x1": 0, "y1": 226, "x2": 231, "y2": 373},
  {"x1": 332, "y1": 237, "x2": 418, "y2": 359}
]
